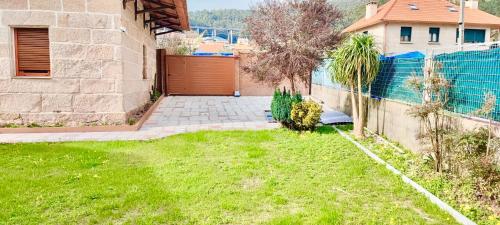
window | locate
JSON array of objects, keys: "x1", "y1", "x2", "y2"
[
  {"x1": 14, "y1": 28, "x2": 50, "y2": 76},
  {"x1": 400, "y1": 27, "x2": 412, "y2": 42},
  {"x1": 464, "y1": 29, "x2": 486, "y2": 43},
  {"x1": 456, "y1": 28, "x2": 486, "y2": 43},
  {"x1": 429, "y1": 27, "x2": 440, "y2": 43},
  {"x1": 142, "y1": 45, "x2": 147, "y2": 79}
]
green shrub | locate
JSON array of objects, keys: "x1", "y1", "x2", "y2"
[
  {"x1": 444, "y1": 128, "x2": 499, "y2": 204},
  {"x1": 150, "y1": 85, "x2": 161, "y2": 102},
  {"x1": 290, "y1": 100, "x2": 322, "y2": 131},
  {"x1": 271, "y1": 88, "x2": 302, "y2": 126},
  {"x1": 175, "y1": 45, "x2": 191, "y2": 55}
]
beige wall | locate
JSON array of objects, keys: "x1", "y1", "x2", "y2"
[
  {"x1": 362, "y1": 23, "x2": 492, "y2": 55},
  {"x1": 0, "y1": 0, "x2": 156, "y2": 127},
  {"x1": 360, "y1": 23, "x2": 386, "y2": 52},
  {"x1": 236, "y1": 53, "x2": 309, "y2": 96},
  {"x1": 312, "y1": 84, "x2": 500, "y2": 152}
]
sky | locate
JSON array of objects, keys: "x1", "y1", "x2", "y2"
[{"x1": 187, "y1": 0, "x2": 262, "y2": 11}]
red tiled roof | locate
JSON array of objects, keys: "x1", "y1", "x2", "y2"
[{"x1": 343, "y1": 0, "x2": 500, "y2": 33}]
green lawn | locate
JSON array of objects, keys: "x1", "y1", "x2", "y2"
[{"x1": 0, "y1": 127, "x2": 457, "y2": 224}]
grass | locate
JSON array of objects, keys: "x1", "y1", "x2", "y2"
[
  {"x1": 335, "y1": 125, "x2": 499, "y2": 225},
  {"x1": 0, "y1": 126, "x2": 458, "y2": 224}
]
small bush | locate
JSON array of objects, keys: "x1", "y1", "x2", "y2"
[
  {"x1": 127, "y1": 118, "x2": 138, "y2": 125},
  {"x1": 150, "y1": 85, "x2": 161, "y2": 102},
  {"x1": 290, "y1": 100, "x2": 322, "y2": 131},
  {"x1": 271, "y1": 88, "x2": 302, "y2": 126},
  {"x1": 175, "y1": 45, "x2": 191, "y2": 55},
  {"x1": 444, "y1": 128, "x2": 499, "y2": 204}
]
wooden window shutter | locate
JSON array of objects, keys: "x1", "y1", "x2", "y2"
[{"x1": 14, "y1": 28, "x2": 50, "y2": 76}]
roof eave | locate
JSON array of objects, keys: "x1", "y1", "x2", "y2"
[
  {"x1": 342, "y1": 20, "x2": 383, "y2": 33},
  {"x1": 173, "y1": 0, "x2": 190, "y2": 30}
]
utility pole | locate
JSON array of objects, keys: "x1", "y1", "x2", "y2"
[
  {"x1": 229, "y1": 30, "x2": 233, "y2": 44},
  {"x1": 458, "y1": 0, "x2": 465, "y2": 50}
]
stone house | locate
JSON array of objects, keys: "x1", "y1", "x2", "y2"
[
  {"x1": 0, "y1": 0, "x2": 189, "y2": 127},
  {"x1": 344, "y1": 0, "x2": 500, "y2": 56}
]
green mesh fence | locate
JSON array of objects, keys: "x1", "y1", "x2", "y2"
[
  {"x1": 434, "y1": 48, "x2": 500, "y2": 121},
  {"x1": 313, "y1": 57, "x2": 424, "y2": 103},
  {"x1": 312, "y1": 48, "x2": 500, "y2": 121},
  {"x1": 370, "y1": 58, "x2": 424, "y2": 104}
]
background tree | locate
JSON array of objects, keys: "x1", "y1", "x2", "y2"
[
  {"x1": 244, "y1": 0, "x2": 342, "y2": 94},
  {"x1": 158, "y1": 31, "x2": 203, "y2": 55},
  {"x1": 189, "y1": 9, "x2": 252, "y2": 30},
  {"x1": 329, "y1": 34, "x2": 380, "y2": 138},
  {"x1": 187, "y1": 0, "x2": 499, "y2": 32}
]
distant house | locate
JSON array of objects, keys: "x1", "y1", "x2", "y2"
[
  {"x1": 343, "y1": 0, "x2": 500, "y2": 55},
  {"x1": 0, "y1": 0, "x2": 189, "y2": 127}
]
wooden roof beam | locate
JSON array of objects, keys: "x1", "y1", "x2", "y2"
[
  {"x1": 144, "y1": 16, "x2": 180, "y2": 25},
  {"x1": 142, "y1": 0, "x2": 175, "y2": 9},
  {"x1": 150, "y1": 24, "x2": 182, "y2": 31},
  {"x1": 155, "y1": 29, "x2": 181, "y2": 36},
  {"x1": 137, "y1": 5, "x2": 172, "y2": 14}
]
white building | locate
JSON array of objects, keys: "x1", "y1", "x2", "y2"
[{"x1": 343, "y1": 0, "x2": 500, "y2": 55}]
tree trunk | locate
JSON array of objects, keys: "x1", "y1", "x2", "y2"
[
  {"x1": 349, "y1": 82, "x2": 359, "y2": 134},
  {"x1": 434, "y1": 113, "x2": 442, "y2": 172},
  {"x1": 355, "y1": 67, "x2": 365, "y2": 138},
  {"x1": 290, "y1": 77, "x2": 296, "y2": 95},
  {"x1": 487, "y1": 118, "x2": 492, "y2": 155},
  {"x1": 435, "y1": 144, "x2": 442, "y2": 172}
]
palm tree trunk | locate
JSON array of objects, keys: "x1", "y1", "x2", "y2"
[
  {"x1": 349, "y1": 82, "x2": 359, "y2": 134},
  {"x1": 356, "y1": 67, "x2": 365, "y2": 138}
]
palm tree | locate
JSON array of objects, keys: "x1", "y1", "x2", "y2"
[{"x1": 329, "y1": 34, "x2": 380, "y2": 138}]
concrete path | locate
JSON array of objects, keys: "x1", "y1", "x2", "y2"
[{"x1": 0, "y1": 96, "x2": 279, "y2": 144}]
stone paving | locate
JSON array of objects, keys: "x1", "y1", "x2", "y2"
[
  {"x1": 0, "y1": 96, "x2": 279, "y2": 144},
  {"x1": 141, "y1": 96, "x2": 272, "y2": 129}
]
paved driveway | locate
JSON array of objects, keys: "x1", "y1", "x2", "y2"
[
  {"x1": 0, "y1": 96, "x2": 277, "y2": 144},
  {"x1": 141, "y1": 96, "x2": 274, "y2": 130}
]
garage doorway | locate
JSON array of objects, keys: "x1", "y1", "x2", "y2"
[{"x1": 166, "y1": 55, "x2": 236, "y2": 96}]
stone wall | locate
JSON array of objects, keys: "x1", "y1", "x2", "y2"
[
  {"x1": 312, "y1": 84, "x2": 500, "y2": 152},
  {"x1": 0, "y1": 0, "x2": 157, "y2": 127},
  {"x1": 120, "y1": 1, "x2": 157, "y2": 113}
]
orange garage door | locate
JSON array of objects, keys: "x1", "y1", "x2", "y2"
[{"x1": 166, "y1": 55, "x2": 235, "y2": 95}]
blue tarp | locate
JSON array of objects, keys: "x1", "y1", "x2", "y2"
[
  {"x1": 381, "y1": 51, "x2": 425, "y2": 60},
  {"x1": 192, "y1": 52, "x2": 234, "y2": 56}
]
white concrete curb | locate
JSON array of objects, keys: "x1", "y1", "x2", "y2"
[{"x1": 332, "y1": 126, "x2": 476, "y2": 225}]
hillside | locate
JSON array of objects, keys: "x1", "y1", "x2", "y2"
[
  {"x1": 188, "y1": 0, "x2": 499, "y2": 30},
  {"x1": 189, "y1": 9, "x2": 251, "y2": 29}
]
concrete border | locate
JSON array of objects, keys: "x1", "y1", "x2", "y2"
[
  {"x1": 0, "y1": 95, "x2": 165, "y2": 134},
  {"x1": 332, "y1": 126, "x2": 477, "y2": 225}
]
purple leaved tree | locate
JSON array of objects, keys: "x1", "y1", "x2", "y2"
[{"x1": 244, "y1": 0, "x2": 343, "y2": 94}]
